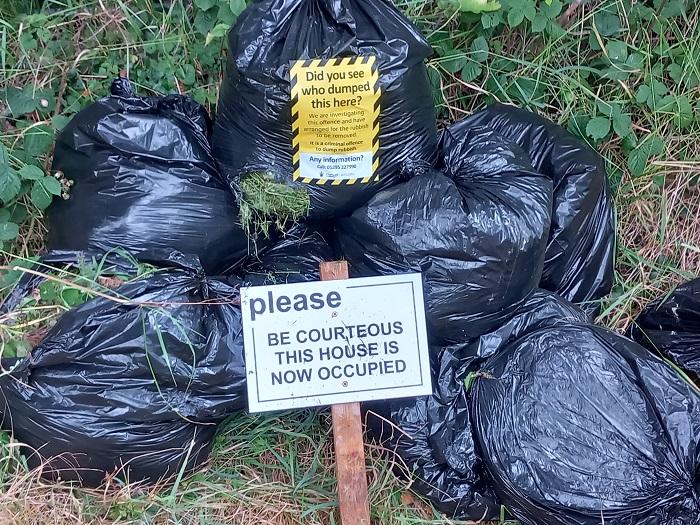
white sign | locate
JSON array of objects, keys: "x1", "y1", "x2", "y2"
[{"x1": 241, "y1": 273, "x2": 431, "y2": 412}]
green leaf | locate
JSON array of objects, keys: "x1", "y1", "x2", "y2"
[
  {"x1": 194, "y1": 0, "x2": 216, "y2": 9},
  {"x1": 606, "y1": 40, "x2": 628, "y2": 62},
  {"x1": 541, "y1": 0, "x2": 563, "y2": 18},
  {"x1": 566, "y1": 114, "x2": 590, "y2": 140},
  {"x1": 0, "y1": 171, "x2": 21, "y2": 204},
  {"x1": 205, "y1": 22, "x2": 231, "y2": 46},
  {"x1": 621, "y1": 131, "x2": 638, "y2": 153},
  {"x1": 668, "y1": 62, "x2": 684, "y2": 84},
  {"x1": 3, "y1": 86, "x2": 39, "y2": 116},
  {"x1": 0, "y1": 143, "x2": 9, "y2": 176},
  {"x1": 656, "y1": 94, "x2": 678, "y2": 112},
  {"x1": 676, "y1": 97, "x2": 694, "y2": 129},
  {"x1": 648, "y1": 136, "x2": 664, "y2": 156},
  {"x1": 628, "y1": 146, "x2": 648, "y2": 177},
  {"x1": 531, "y1": 13, "x2": 548, "y2": 32},
  {"x1": 625, "y1": 53, "x2": 645, "y2": 70},
  {"x1": 463, "y1": 371, "x2": 478, "y2": 391},
  {"x1": 19, "y1": 32, "x2": 37, "y2": 51},
  {"x1": 523, "y1": 3, "x2": 537, "y2": 21},
  {"x1": 585, "y1": 116, "x2": 611, "y2": 140},
  {"x1": 481, "y1": 11, "x2": 503, "y2": 28},
  {"x1": 36, "y1": 26, "x2": 52, "y2": 44},
  {"x1": 194, "y1": 9, "x2": 218, "y2": 36},
  {"x1": 470, "y1": 37, "x2": 489, "y2": 63},
  {"x1": 230, "y1": 0, "x2": 247, "y2": 15},
  {"x1": 611, "y1": 108, "x2": 632, "y2": 138},
  {"x1": 52, "y1": 115, "x2": 72, "y2": 131},
  {"x1": 507, "y1": 9, "x2": 525, "y2": 27},
  {"x1": 18, "y1": 165, "x2": 44, "y2": 181},
  {"x1": 638, "y1": 80, "x2": 669, "y2": 109},
  {"x1": 458, "y1": 0, "x2": 501, "y2": 14},
  {"x1": 0, "y1": 209, "x2": 9, "y2": 223},
  {"x1": 628, "y1": 136, "x2": 665, "y2": 176},
  {"x1": 461, "y1": 61, "x2": 483, "y2": 82},
  {"x1": 24, "y1": 13, "x2": 49, "y2": 27},
  {"x1": 442, "y1": 54, "x2": 467, "y2": 74},
  {"x1": 548, "y1": 20, "x2": 566, "y2": 38},
  {"x1": 24, "y1": 125, "x2": 54, "y2": 156},
  {"x1": 0, "y1": 256, "x2": 38, "y2": 290},
  {"x1": 657, "y1": 0, "x2": 686, "y2": 19},
  {"x1": 10, "y1": 205, "x2": 27, "y2": 225},
  {"x1": 507, "y1": 77, "x2": 546, "y2": 106},
  {"x1": 31, "y1": 180, "x2": 53, "y2": 209},
  {"x1": 0, "y1": 222, "x2": 19, "y2": 241},
  {"x1": 33, "y1": 88, "x2": 56, "y2": 114},
  {"x1": 179, "y1": 64, "x2": 197, "y2": 86},
  {"x1": 40, "y1": 176, "x2": 62, "y2": 196},
  {"x1": 635, "y1": 85, "x2": 651, "y2": 104},
  {"x1": 216, "y1": 4, "x2": 236, "y2": 24},
  {"x1": 664, "y1": 95, "x2": 695, "y2": 129},
  {"x1": 39, "y1": 281, "x2": 60, "y2": 303},
  {"x1": 61, "y1": 288, "x2": 87, "y2": 308},
  {"x1": 600, "y1": 68, "x2": 630, "y2": 81},
  {"x1": 594, "y1": 12, "x2": 621, "y2": 36},
  {"x1": 588, "y1": 32, "x2": 602, "y2": 51},
  {"x1": 652, "y1": 173, "x2": 665, "y2": 188},
  {"x1": 596, "y1": 100, "x2": 616, "y2": 117}
]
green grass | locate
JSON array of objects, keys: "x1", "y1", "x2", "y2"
[
  {"x1": 0, "y1": 251, "x2": 157, "y2": 359},
  {"x1": 0, "y1": 0, "x2": 699, "y2": 523},
  {"x1": 239, "y1": 171, "x2": 311, "y2": 236}
]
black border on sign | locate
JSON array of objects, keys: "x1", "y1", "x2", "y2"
[
  {"x1": 252, "y1": 279, "x2": 426, "y2": 405},
  {"x1": 251, "y1": 326, "x2": 262, "y2": 403}
]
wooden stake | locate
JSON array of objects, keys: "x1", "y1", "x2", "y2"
[{"x1": 320, "y1": 261, "x2": 371, "y2": 525}]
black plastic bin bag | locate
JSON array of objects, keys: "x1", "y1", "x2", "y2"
[
  {"x1": 243, "y1": 222, "x2": 335, "y2": 284},
  {"x1": 48, "y1": 78, "x2": 255, "y2": 274},
  {"x1": 213, "y1": 0, "x2": 438, "y2": 220},
  {"x1": 0, "y1": 252, "x2": 246, "y2": 486},
  {"x1": 473, "y1": 321, "x2": 700, "y2": 524},
  {"x1": 629, "y1": 277, "x2": 700, "y2": 376},
  {"x1": 366, "y1": 290, "x2": 588, "y2": 521},
  {"x1": 459, "y1": 104, "x2": 615, "y2": 310},
  {"x1": 337, "y1": 126, "x2": 552, "y2": 344}
]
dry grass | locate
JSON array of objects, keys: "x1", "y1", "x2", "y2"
[
  {"x1": 600, "y1": 149, "x2": 700, "y2": 330},
  {"x1": 0, "y1": 412, "x2": 455, "y2": 525}
]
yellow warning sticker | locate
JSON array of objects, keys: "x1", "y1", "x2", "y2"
[{"x1": 290, "y1": 56, "x2": 380, "y2": 185}]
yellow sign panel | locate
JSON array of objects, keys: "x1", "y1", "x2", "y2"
[{"x1": 290, "y1": 56, "x2": 380, "y2": 185}]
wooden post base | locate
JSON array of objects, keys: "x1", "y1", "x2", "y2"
[{"x1": 320, "y1": 261, "x2": 371, "y2": 525}]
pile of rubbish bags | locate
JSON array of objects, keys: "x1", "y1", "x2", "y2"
[{"x1": 1, "y1": 0, "x2": 698, "y2": 523}]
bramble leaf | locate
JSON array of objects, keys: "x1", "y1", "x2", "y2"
[{"x1": 586, "y1": 116, "x2": 611, "y2": 140}]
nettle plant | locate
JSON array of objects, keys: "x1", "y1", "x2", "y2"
[
  {"x1": 426, "y1": 0, "x2": 697, "y2": 180},
  {"x1": 0, "y1": 89, "x2": 66, "y2": 250}
]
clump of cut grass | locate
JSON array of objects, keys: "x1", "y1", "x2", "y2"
[{"x1": 239, "y1": 172, "x2": 310, "y2": 236}]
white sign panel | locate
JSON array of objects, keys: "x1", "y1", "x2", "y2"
[{"x1": 241, "y1": 273, "x2": 431, "y2": 412}]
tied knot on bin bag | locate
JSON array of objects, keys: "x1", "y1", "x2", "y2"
[
  {"x1": 48, "y1": 77, "x2": 263, "y2": 275},
  {"x1": 212, "y1": 0, "x2": 439, "y2": 223}
]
